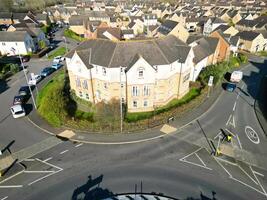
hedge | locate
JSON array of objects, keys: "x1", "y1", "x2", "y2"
[{"x1": 125, "y1": 88, "x2": 201, "y2": 122}]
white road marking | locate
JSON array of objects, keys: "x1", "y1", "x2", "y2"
[
  {"x1": 225, "y1": 128, "x2": 236, "y2": 138},
  {"x1": 28, "y1": 170, "x2": 62, "y2": 186},
  {"x1": 43, "y1": 157, "x2": 53, "y2": 162},
  {"x1": 238, "y1": 166, "x2": 258, "y2": 186},
  {"x1": 236, "y1": 135, "x2": 243, "y2": 149},
  {"x1": 233, "y1": 101, "x2": 237, "y2": 111},
  {"x1": 245, "y1": 126, "x2": 260, "y2": 144},
  {"x1": 195, "y1": 153, "x2": 206, "y2": 167},
  {"x1": 230, "y1": 177, "x2": 267, "y2": 197},
  {"x1": 226, "y1": 114, "x2": 236, "y2": 128},
  {"x1": 24, "y1": 171, "x2": 55, "y2": 173},
  {"x1": 59, "y1": 150, "x2": 69, "y2": 155},
  {"x1": 0, "y1": 170, "x2": 24, "y2": 184},
  {"x1": 0, "y1": 185, "x2": 23, "y2": 188},
  {"x1": 27, "y1": 159, "x2": 63, "y2": 186},
  {"x1": 253, "y1": 170, "x2": 264, "y2": 177},
  {"x1": 179, "y1": 148, "x2": 212, "y2": 170},
  {"x1": 214, "y1": 131, "x2": 222, "y2": 140},
  {"x1": 35, "y1": 158, "x2": 63, "y2": 171},
  {"x1": 24, "y1": 158, "x2": 35, "y2": 161},
  {"x1": 0, "y1": 196, "x2": 8, "y2": 200},
  {"x1": 75, "y1": 143, "x2": 83, "y2": 148},
  {"x1": 214, "y1": 157, "x2": 233, "y2": 178},
  {"x1": 251, "y1": 166, "x2": 267, "y2": 196}
]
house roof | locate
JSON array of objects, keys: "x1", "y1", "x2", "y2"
[
  {"x1": 214, "y1": 24, "x2": 230, "y2": 32},
  {"x1": 69, "y1": 15, "x2": 86, "y2": 26},
  {"x1": 66, "y1": 35, "x2": 191, "y2": 69},
  {"x1": 0, "y1": 31, "x2": 28, "y2": 42},
  {"x1": 229, "y1": 36, "x2": 240, "y2": 46},
  {"x1": 236, "y1": 31, "x2": 261, "y2": 41},
  {"x1": 192, "y1": 37, "x2": 219, "y2": 63},
  {"x1": 158, "y1": 20, "x2": 178, "y2": 35},
  {"x1": 122, "y1": 29, "x2": 134, "y2": 35},
  {"x1": 97, "y1": 27, "x2": 122, "y2": 40}
]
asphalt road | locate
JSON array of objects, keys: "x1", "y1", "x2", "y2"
[{"x1": 0, "y1": 56, "x2": 267, "y2": 199}]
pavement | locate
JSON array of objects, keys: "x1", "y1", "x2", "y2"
[
  {"x1": 0, "y1": 42, "x2": 267, "y2": 199},
  {"x1": 26, "y1": 76, "x2": 222, "y2": 144}
]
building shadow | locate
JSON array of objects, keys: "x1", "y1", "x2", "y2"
[
  {"x1": 185, "y1": 191, "x2": 217, "y2": 200},
  {"x1": 71, "y1": 175, "x2": 114, "y2": 200}
]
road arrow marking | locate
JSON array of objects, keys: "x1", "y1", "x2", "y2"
[{"x1": 226, "y1": 114, "x2": 236, "y2": 128}]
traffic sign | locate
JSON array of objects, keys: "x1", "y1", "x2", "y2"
[{"x1": 208, "y1": 76, "x2": 214, "y2": 86}]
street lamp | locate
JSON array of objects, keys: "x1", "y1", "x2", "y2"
[
  {"x1": 11, "y1": 48, "x2": 37, "y2": 110},
  {"x1": 119, "y1": 66, "x2": 123, "y2": 133},
  {"x1": 177, "y1": 59, "x2": 183, "y2": 99},
  {"x1": 62, "y1": 36, "x2": 68, "y2": 53}
]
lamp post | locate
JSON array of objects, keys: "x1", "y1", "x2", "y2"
[
  {"x1": 119, "y1": 67, "x2": 123, "y2": 133},
  {"x1": 12, "y1": 48, "x2": 37, "y2": 110},
  {"x1": 62, "y1": 36, "x2": 68, "y2": 53},
  {"x1": 177, "y1": 59, "x2": 183, "y2": 99}
]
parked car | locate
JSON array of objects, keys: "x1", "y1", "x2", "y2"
[
  {"x1": 10, "y1": 105, "x2": 26, "y2": 118},
  {"x1": 13, "y1": 95, "x2": 27, "y2": 105},
  {"x1": 230, "y1": 71, "x2": 243, "y2": 83},
  {"x1": 18, "y1": 86, "x2": 30, "y2": 96},
  {"x1": 53, "y1": 56, "x2": 64, "y2": 63},
  {"x1": 51, "y1": 62, "x2": 62, "y2": 70},
  {"x1": 225, "y1": 83, "x2": 237, "y2": 92},
  {"x1": 28, "y1": 75, "x2": 42, "y2": 85},
  {"x1": 40, "y1": 67, "x2": 55, "y2": 77}
]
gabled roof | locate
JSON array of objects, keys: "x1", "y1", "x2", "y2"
[
  {"x1": 0, "y1": 31, "x2": 28, "y2": 42},
  {"x1": 158, "y1": 20, "x2": 178, "y2": 35},
  {"x1": 69, "y1": 15, "x2": 86, "y2": 26},
  {"x1": 65, "y1": 35, "x2": 191, "y2": 69},
  {"x1": 214, "y1": 24, "x2": 231, "y2": 32},
  {"x1": 236, "y1": 31, "x2": 261, "y2": 41}
]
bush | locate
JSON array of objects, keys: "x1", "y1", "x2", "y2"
[
  {"x1": 39, "y1": 40, "x2": 46, "y2": 49},
  {"x1": 125, "y1": 88, "x2": 201, "y2": 122},
  {"x1": 74, "y1": 110, "x2": 94, "y2": 121},
  {"x1": 37, "y1": 71, "x2": 69, "y2": 127}
]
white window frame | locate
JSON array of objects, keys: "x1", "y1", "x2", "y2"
[
  {"x1": 143, "y1": 85, "x2": 150, "y2": 96},
  {"x1": 138, "y1": 68, "x2": 144, "y2": 78},
  {"x1": 133, "y1": 100, "x2": 137, "y2": 107},
  {"x1": 102, "y1": 67, "x2": 106, "y2": 76},
  {"x1": 76, "y1": 77, "x2": 81, "y2": 87},
  {"x1": 132, "y1": 86, "x2": 138, "y2": 96},
  {"x1": 144, "y1": 100, "x2": 148, "y2": 107},
  {"x1": 83, "y1": 80, "x2": 88, "y2": 89}
]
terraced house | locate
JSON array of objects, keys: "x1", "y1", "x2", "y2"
[{"x1": 65, "y1": 35, "x2": 193, "y2": 113}]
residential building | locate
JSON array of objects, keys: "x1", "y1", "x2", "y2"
[
  {"x1": 0, "y1": 31, "x2": 35, "y2": 55},
  {"x1": 65, "y1": 35, "x2": 193, "y2": 113},
  {"x1": 203, "y1": 17, "x2": 227, "y2": 36},
  {"x1": 236, "y1": 31, "x2": 267, "y2": 52}
]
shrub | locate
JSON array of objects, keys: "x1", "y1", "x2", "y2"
[
  {"x1": 10, "y1": 64, "x2": 20, "y2": 74},
  {"x1": 37, "y1": 71, "x2": 69, "y2": 127},
  {"x1": 75, "y1": 110, "x2": 94, "y2": 121},
  {"x1": 125, "y1": 88, "x2": 201, "y2": 122}
]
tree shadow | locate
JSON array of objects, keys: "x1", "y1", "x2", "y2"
[{"x1": 71, "y1": 175, "x2": 113, "y2": 200}]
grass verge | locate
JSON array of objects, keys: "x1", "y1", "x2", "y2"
[{"x1": 48, "y1": 47, "x2": 67, "y2": 59}]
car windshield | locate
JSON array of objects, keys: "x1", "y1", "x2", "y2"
[{"x1": 15, "y1": 111, "x2": 24, "y2": 114}]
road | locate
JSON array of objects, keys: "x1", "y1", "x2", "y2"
[{"x1": 0, "y1": 55, "x2": 266, "y2": 199}]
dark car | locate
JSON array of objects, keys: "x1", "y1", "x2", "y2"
[
  {"x1": 40, "y1": 67, "x2": 55, "y2": 77},
  {"x1": 22, "y1": 55, "x2": 30, "y2": 62},
  {"x1": 225, "y1": 83, "x2": 237, "y2": 92},
  {"x1": 18, "y1": 86, "x2": 30, "y2": 96},
  {"x1": 13, "y1": 95, "x2": 27, "y2": 105}
]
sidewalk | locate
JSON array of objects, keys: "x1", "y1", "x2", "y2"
[{"x1": 27, "y1": 83, "x2": 223, "y2": 144}]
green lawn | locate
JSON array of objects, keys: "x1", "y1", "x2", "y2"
[
  {"x1": 48, "y1": 47, "x2": 67, "y2": 59},
  {"x1": 63, "y1": 29, "x2": 86, "y2": 42}
]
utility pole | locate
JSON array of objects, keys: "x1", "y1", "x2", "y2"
[
  {"x1": 196, "y1": 120, "x2": 214, "y2": 154},
  {"x1": 120, "y1": 67, "x2": 123, "y2": 133},
  {"x1": 14, "y1": 48, "x2": 37, "y2": 110},
  {"x1": 177, "y1": 59, "x2": 183, "y2": 99}
]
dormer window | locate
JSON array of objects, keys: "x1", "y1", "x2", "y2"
[{"x1": 138, "y1": 68, "x2": 144, "y2": 78}]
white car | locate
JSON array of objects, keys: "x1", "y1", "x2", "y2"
[
  {"x1": 53, "y1": 56, "x2": 65, "y2": 63},
  {"x1": 10, "y1": 105, "x2": 26, "y2": 118},
  {"x1": 28, "y1": 75, "x2": 42, "y2": 85}
]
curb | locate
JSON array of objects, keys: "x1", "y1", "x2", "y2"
[{"x1": 26, "y1": 87, "x2": 224, "y2": 145}]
